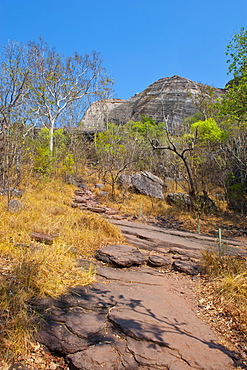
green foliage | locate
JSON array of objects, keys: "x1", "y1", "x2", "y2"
[
  {"x1": 127, "y1": 115, "x2": 164, "y2": 138},
  {"x1": 227, "y1": 178, "x2": 247, "y2": 214},
  {"x1": 215, "y1": 28, "x2": 247, "y2": 213},
  {"x1": 222, "y1": 28, "x2": 247, "y2": 123},
  {"x1": 62, "y1": 154, "x2": 75, "y2": 175},
  {"x1": 34, "y1": 146, "x2": 53, "y2": 174},
  {"x1": 191, "y1": 118, "x2": 227, "y2": 143},
  {"x1": 221, "y1": 76, "x2": 247, "y2": 122},
  {"x1": 33, "y1": 128, "x2": 74, "y2": 176},
  {"x1": 185, "y1": 112, "x2": 205, "y2": 126},
  {"x1": 226, "y1": 27, "x2": 247, "y2": 78},
  {"x1": 95, "y1": 119, "x2": 163, "y2": 197}
]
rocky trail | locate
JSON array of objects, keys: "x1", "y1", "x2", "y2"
[{"x1": 7, "y1": 187, "x2": 247, "y2": 369}]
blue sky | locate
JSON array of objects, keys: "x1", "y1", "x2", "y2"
[{"x1": 0, "y1": 0, "x2": 246, "y2": 100}]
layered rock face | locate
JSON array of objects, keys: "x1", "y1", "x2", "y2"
[
  {"x1": 81, "y1": 76, "x2": 225, "y2": 133},
  {"x1": 108, "y1": 75, "x2": 224, "y2": 132},
  {"x1": 81, "y1": 98, "x2": 126, "y2": 130}
]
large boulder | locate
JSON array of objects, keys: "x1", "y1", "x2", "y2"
[
  {"x1": 119, "y1": 171, "x2": 166, "y2": 199},
  {"x1": 95, "y1": 244, "x2": 146, "y2": 267},
  {"x1": 167, "y1": 193, "x2": 217, "y2": 213}
]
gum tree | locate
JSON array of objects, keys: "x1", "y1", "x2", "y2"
[
  {"x1": 0, "y1": 41, "x2": 34, "y2": 202},
  {"x1": 28, "y1": 38, "x2": 113, "y2": 153}
]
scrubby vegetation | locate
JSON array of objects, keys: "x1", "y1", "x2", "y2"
[
  {"x1": 0, "y1": 29, "x2": 246, "y2": 365},
  {"x1": 0, "y1": 179, "x2": 123, "y2": 362}
]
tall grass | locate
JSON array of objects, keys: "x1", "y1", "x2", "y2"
[
  {"x1": 0, "y1": 178, "x2": 123, "y2": 361},
  {"x1": 202, "y1": 250, "x2": 247, "y2": 350}
]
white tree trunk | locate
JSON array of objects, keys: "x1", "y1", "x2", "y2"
[{"x1": 50, "y1": 121, "x2": 54, "y2": 153}]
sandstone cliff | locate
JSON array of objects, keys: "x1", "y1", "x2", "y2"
[
  {"x1": 109, "y1": 75, "x2": 225, "y2": 132},
  {"x1": 81, "y1": 98, "x2": 126, "y2": 130},
  {"x1": 81, "y1": 76, "x2": 225, "y2": 132}
]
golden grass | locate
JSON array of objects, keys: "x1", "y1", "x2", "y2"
[
  {"x1": 0, "y1": 178, "x2": 123, "y2": 361},
  {"x1": 94, "y1": 177, "x2": 247, "y2": 237},
  {"x1": 0, "y1": 179, "x2": 123, "y2": 255},
  {"x1": 97, "y1": 183, "x2": 171, "y2": 217},
  {"x1": 202, "y1": 251, "x2": 247, "y2": 353},
  {"x1": 202, "y1": 251, "x2": 247, "y2": 277}
]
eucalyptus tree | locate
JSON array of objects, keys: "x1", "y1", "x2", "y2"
[
  {"x1": 0, "y1": 41, "x2": 34, "y2": 200},
  {"x1": 27, "y1": 38, "x2": 113, "y2": 154}
]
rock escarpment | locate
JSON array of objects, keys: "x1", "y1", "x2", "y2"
[
  {"x1": 109, "y1": 75, "x2": 224, "y2": 132},
  {"x1": 81, "y1": 76, "x2": 225, "y2": 133},
  {"x1": 81, "y1": 98, "x2": 126, "y2": 131}
]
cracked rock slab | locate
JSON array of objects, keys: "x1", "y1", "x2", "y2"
[
  {"x1": 66, "y1": 343, "x2": 121, "y2": 370},
  {"x1": 37, "y1": 266, "x2": 234, "y2": 370}
]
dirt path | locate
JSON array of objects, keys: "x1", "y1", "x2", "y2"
[{"x1": 35, "y1": 218, "x2": 247, "y2": 369}]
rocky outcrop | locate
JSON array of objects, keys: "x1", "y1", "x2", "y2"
[
  {"x1": 80, "y1": 76, "x2": 224, "y2": 134},
  {"x1": 108, "y1": 75, "x2": 225, "y2": 132},
  {"x1": 167, "y1": 192, "x2": 217, "y2": 213},
  {"x1": 71, "y1": 187, "x2": 118, "y2": 215},
  {"x1": 81, "y1": 98, "x2": 126, "y2": 130},
  {"x1": 167, "y1": 192, "x2": 192, "y2": 209}
]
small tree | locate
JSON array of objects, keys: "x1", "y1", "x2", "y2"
[
  {"x1": 95, "y1": 118, "x2": 162, "y2": 198},
  {"x1": 32, "y1": 128, "x2": 68, "y2": 176},
  {"x1": 149, "y1": 116, "x2": 226, "y2": 211}
]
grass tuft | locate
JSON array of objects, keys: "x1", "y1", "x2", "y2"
[{"x1": 202, "y1": 251, "x2": 247, "y2": 277}]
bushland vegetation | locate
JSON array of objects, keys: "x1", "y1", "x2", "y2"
[{"x1": 0, "y1": 30, "x2": 246, "y2": 364}]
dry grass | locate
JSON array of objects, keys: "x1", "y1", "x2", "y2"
[
  {"x1": 1, "y1": 173, "x2": 245, "y2": 365},
  {"x1": 0, "y1": 178, "x2": 123, "y2": 361},
  {"x1": 0, "y1": 179, "x2": 123, "y2": 255},
  {"x1": 96, "y1": 182, "x2": 247, "y2": 237},
  {"x1": 202, "y1": 251, "x2": 247, "y2": 277},
  {"x1": 201, "y1": 250, "x2": 247, "y2": 363}
]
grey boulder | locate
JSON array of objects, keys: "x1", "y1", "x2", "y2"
[{"x1": 95, "y1": 244, "x2": 146, "y2": 267}]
